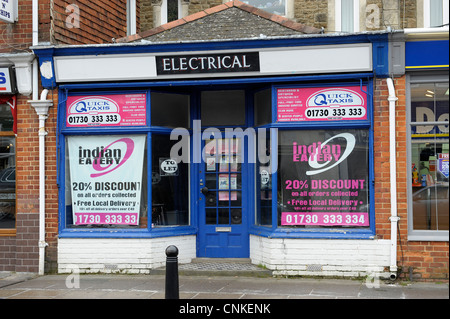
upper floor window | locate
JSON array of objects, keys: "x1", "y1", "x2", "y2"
[
  {"x1": 127, "y1": 0, "x2": 137, "y2": 35},
  {"x1": 335, "y1": 0, "x2": 359, "y2": 32},
  {"x1": 424, "y1": 0, "x2": 449, "y2": 28},
  {"x1": 243, "y1": 0, "x2": 287, "y2": 16},
  {"x1": 161, "y1": 0, "x2": 181, "y2": 25}
]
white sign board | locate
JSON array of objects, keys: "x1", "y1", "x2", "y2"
[{"x1": 0, "y1": 0, "x2": 17, "y2": 23}]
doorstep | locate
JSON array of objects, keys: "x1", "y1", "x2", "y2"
[{"x1": 150, "y1": 258, "x2": 273, "y2": 277}]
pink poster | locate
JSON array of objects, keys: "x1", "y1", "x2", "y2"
[
  {"x1": 66, "y1": 94, "x2": 147, "y2": 127},
  {"x1": 277, "y1": 86, "x2": 367, "y2": 122}
]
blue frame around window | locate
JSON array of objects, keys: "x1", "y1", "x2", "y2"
[
  {"x1": 57, "y1": 88, "x2": 196, "y2": 238},
  {"x1": 249, "y1": 78, "x2": 376, "y2": 239},
  {"x1": 56, "y1": 73, "x2": 375, "y2": 239}
]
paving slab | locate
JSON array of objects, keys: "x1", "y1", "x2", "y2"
[{"x1": 0, "y1": 272, "x2": 448, "y2": 301}]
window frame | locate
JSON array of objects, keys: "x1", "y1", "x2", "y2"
[
  {"x1": 335, "y1": 0, "x2": 360, "y2": 33},
  {"x1": 160, "y1": 0, "x2": 182, "y2": 25},
  {"x1": 0, "y1": 97, "x2": 16, "y2": 235},
  {"x1": 423, "y1": 0, "x2": 449, "y2": 28},
  {"x1": 406, "y1": 72, "x2": 449, "y2": 241},
  {"x1": 251, "y1": 79, "x2": 376, "y2": 239},
  {"x1": 57, "y1": 88, "x2": 195, "y2": 239},
  {"x1": 0, "y1": 131, "x2": 16, "y2": 236},
  {"x1": 242, "y1": 0, "x2": 289, "y2": 17}
]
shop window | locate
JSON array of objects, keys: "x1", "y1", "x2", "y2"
[
  {"x1": 151, "y1": 92, "x2": 190, "y2": 128},
  {"x1": 409, "y1": 78, "x2": 449, "y2": 238},
  {"x1": 151, "y1": 134, "x2": 189, "y2": 226},
  {"x1": 254, "y1": 88, "x2": 271, "y2": 126},
  {"x1": 256, "y1": 128, "x2": 272, "y2": 226},
  {"x1": 0, "y1": 101, "x2": 15, "y2": 230},
  {"x1": 64, "y1": 135, "x2": 148, "y2": 228},
  {"x1": 201, "y1": 90, "x2": 245, "y2": 126},
  {"x1": 253, "y1": 82, "x2": 373, "y2": 237},
  {"x1": 277, "y1": 129, "x2": 370, "y2": 229},
  {"x1": 60, "y1": 91, "x2": 193, "y2": 235}
]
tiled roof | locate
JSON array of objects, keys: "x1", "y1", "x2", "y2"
[{"x1": 117, "y1": 0, "x2": 321, "y2": 43}]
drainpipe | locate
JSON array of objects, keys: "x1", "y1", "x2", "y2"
[
  {"x1": 30, "y1": 0, "x2": 51, "y2": 276},
  {"x1": 28, "y1": 90, "x2": 53, "y2": 275},
  {"x1": 32, "y1": 0, "x2": 38, "y2": 46},
  {"x1": 386, "y1": 77, "x2": 399, "y2": 280}
]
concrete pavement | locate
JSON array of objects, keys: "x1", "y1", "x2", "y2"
[{"x1": 0, "y1": 271, "x2": 448, "y2": 300}]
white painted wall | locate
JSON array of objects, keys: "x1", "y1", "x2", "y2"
[
  {"x1": 250, "y1": 235, "x2": 391, "y2": 278},
  {"x1": 58, "y1": 236, "x2": 196, "y2": 274},
  {"x1": 58, "y1": 234, "x2": 391, "y2": 278}
]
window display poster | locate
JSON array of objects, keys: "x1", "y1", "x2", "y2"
[
  {"x1": 439, "y1": 153, "x2": 449, "y2": 178},
  {"x1": 68, "y1": 135, "x2": 146, "y2": 225},
  {"x1": 277, "y1": 86, "x2": 367, "y2": 122},
  {"x1": 279, "y1": 130, "x2": 369, "y2": 227},
  {"x1": 66, "y1": 94, "x2": 147, "y2": 127}
]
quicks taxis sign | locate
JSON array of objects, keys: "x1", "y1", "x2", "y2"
[{"x1": 156, "y1": 52, "x2": 260, "y2": 75}]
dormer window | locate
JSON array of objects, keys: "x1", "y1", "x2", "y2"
[
  {"x1": 161, "y1": 0, "x2": 181, "y2": 24},
  {"x1": 242, "y1": 0, "x2": 287, "y2": 16}
]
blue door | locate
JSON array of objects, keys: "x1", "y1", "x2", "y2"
[{"x1": 197, "y1": 135, "x2": 249, "y2": 258}]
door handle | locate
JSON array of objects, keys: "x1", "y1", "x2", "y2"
[{"x1": 201, "y1": 187, "x2": 209, "y2": 195}]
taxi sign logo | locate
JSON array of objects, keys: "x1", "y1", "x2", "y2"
[{"x1": 307, "y1": 88, "x2": 364, "y2": 107}]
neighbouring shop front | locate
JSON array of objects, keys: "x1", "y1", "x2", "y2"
[
  {"x1": 32, "y1": 29, "x2": 401, "y2": 276},
  {"x1": 405, "y1": 34, "x2": 449, "y2": 240}
]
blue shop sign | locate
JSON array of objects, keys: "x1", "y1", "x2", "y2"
[{"x1": 406, "y1": 40, "x2": 449, "y2": 70}]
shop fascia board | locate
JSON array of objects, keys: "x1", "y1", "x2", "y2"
[
  {"x1": 0, "y1": 52, "x2": 35, "y2": 95},
  {"x1": 42, "y1": 43, "x2": 372, "y2": 84}
]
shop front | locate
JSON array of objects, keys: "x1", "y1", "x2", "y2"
[
  {"x1": 32, "y1": 28, "x2": 398, "y2": 276},
  {"x1": 405, "y1": 33, "x2": 449, "y2": 241}
]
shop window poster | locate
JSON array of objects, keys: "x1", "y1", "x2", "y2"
[
  {"x1": 68, "y1": 135, "x2": 146, "y2": 225},
  {"x1": 278, "y1": 129, "x2": 370, "y2": 227}
]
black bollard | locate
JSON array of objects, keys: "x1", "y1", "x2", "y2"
[{"x1": 165, "y1": 245, "x2": 179, "y2": 299}]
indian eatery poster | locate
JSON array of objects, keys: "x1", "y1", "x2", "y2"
[{"x1": 68, "y1": 135, "x2": 146, "y2": 225}]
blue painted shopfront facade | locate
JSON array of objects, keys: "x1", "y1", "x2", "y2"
[{"x1": 33, "y1": 33, "x2": 391, "y2": 258}]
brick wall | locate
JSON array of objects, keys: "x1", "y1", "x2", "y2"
[
  {"x1": 0, "y1": 0, "x2": 51, "y2": 53},
  {"x1": 51, "y1": 0, "x2": 131, "y2": 44},
  {"x1": 0, "y1": 236, "x2": 15, "y2": 272}
]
